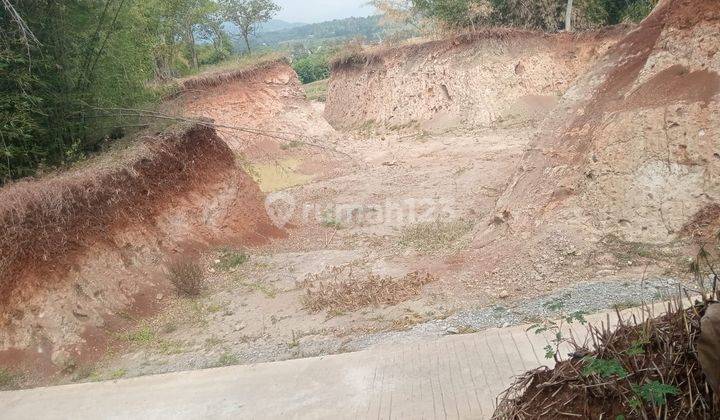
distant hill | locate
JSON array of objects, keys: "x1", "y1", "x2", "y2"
[
  {"x1": 257, "y1": 19, "x2": 307, "y2": 33},
  {"x1": 222, "y1": 19, "x2": 306, "y2": 39},
  {"x1": 226, "y1": 15, "x2": 384, "y2": 51},
  {"x1": 222, "y1": 15, "x2": 413, "y2": 53},
  {"x1": 256, "y1": 15, "x2": 383, "y2": 47}
]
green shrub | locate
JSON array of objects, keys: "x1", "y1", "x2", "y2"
[
  {"x1": 215, "y1": 250, "x2": 249, "y2": 271},
  {"x1": 293, "y1": 52, "x2": 331, "y2": 84},
  {"x1": 620, "y1": 0, "x2": 655, "y2": 22}
]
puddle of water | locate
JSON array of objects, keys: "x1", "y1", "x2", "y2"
[{"x1": 249, "y1": 158, "x2": 313, "y2": 192}]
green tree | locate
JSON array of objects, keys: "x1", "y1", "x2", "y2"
[
  {"x1": 145, "y1": 0, "x2": 225, "y2": 77},
  {"x1": 1, "y1": 0, "x2": 232, "y2": 183},
  {"x1": 220, "y1": 0, "x2": 281, "y2": 54},
  {"x1": 410, "y1": 0, "x2": 657, "y2": 31},
  {"x1": 1, "y1": 1, "x2": 158, "y2": 182}
]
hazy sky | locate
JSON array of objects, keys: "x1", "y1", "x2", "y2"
[{"x1": 274, "y1": 0, "x2": 376, "y2": 23}]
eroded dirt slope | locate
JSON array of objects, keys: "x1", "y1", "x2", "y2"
[
  {"x1": 177, "y1": 59, "x2": 335, "y2": 160},
  {"x1": 325, "y1": 28, "x2": 626, "y2": 132},
  {"x1": 494, "y1": 0, "x2": 720, "y2": 245},
  {"x1": 0, "y1": 123, "x2": 281, "y2": 379}
]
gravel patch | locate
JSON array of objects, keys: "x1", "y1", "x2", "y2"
[{"x1": 347, "y1": 277, "x2": 706, "y2": 350}]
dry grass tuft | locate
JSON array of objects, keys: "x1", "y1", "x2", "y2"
[
  {"x1": 495, "y1": 297, "x2": 719, "y2": 419},
  {"x1": 300, "y1": 267, "x2": 436, "y2": 313},
  {"x1": 178, "y1": 55, "x2": 288, "y2": 92},
  {"x1": 329, "y1": 28, "x2": 569, "y2": 71},
  {"x1": 399, "y1": 219, "x2": 474, "y2": 253},
  {"x1": 168, "y1": 261, "x2": 205, "y2": 297},
  {"x1": 329, "y1": 42, "x2": 379, "y2": 70}
]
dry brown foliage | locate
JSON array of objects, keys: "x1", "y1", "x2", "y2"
[
  {"x1": 178, "y1": 57, "x2": 289, "y2": 91},
  {"x1": 300, "y1": 267, "x2": 436, "y2": 313},
  {"x1": 328, "y1": 26, "x2": 625, "y2": 71},
  {"x1": 168, "y1": 260, "x2": 205, "y2": 297},
  {"x1": 698, "y1": 303, "x2": 720, "y2": 395},
  {"x1": 494, "y1": 298, "x2": 719, "y2": 419},
  {"x1": 0, "y1": 123, "x2": 234, "y2": 307}
]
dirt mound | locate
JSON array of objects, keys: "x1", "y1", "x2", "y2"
[
  {"x1": 493, "y1": 0, "x2": 720, "y2": 246},
  {"x1": 179, "y1": 57, "x2": 290, "y2": 91},
  {"x1": 175, "y1": 60, "x2": 334, "y2": 159},
  {"x1": 325, "y1": 28, "x2": 627, "y2": 132},
  {"x1": 0, "y1": 123, "x2": 282, "y2": 374}
]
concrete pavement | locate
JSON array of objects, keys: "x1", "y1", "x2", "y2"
[{"x1": 0, "y1": 303, "x2": 672, "y2": 419}]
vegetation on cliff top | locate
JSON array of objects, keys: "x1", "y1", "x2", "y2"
[{"x1": 383, "y1": 0, "x2": 657, "y2": 31}]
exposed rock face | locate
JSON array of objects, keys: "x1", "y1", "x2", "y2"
[
  {"x1": 325, "y1": 29, "x2": 626, "y2": 132},
  {"x1": 323, "y1": 0, "x2": 720, "y2": 293}
]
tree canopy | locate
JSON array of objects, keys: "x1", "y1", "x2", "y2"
[
  {"x1": 0, "y1": 0, "x2": 278, "y2": 183},
  {"x1": 221, "y1": 0, "x2": 280, "y2": 53},
  {"x1": 405, "y1": 0, "x2": 657, "y2": 31}
]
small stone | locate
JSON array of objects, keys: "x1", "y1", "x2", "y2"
[
  {"x1": 51, "y1": 349, "x2": 73, "y2": 369},
  {"x1": 156, "y1": 293, "x2": 164, "y2": 301},
  {"x1": 209, "y1": 268, "x2": 216, "y2": 274},
  {"x1": 234, "y1": 323, "x2": 246, "y2": 332},
  {"x1": 72, "y1": 308, "x2": 88, "y2": 319},
  {"x1": 446, "y1": 327, "x2": 459, "y2": 335},
  {"x1": 499, "y1": 290, "x2": 510, "y2": 299}
]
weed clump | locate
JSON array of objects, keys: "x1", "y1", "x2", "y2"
[
  {"x1": 300, "y1": 267, "x2": 436, "y2": 313},
  {"x1": 0, "y1": 368, "x2": 17, "y2": 390},
  {"x1": 109, "y1": 369, "x2": 127, "y2": 380},
  {"x1": 495, "y1": 242, "x2": 720, "y2": 420},
  {"x1": 168, "y1": 261, "x2": 205, "y2": 297},
  {"x1": 126, "y1": 324, "x2": 155, "y2": 344},
  {"x1": 321, "y1": 211, "x2": 343, "y2": 230},
  {"x1": 399, "y1": 219, "x2": 474, "y2": 253},
  {"x1": 215, "y1": 250, "x2": 249, "y2": 271},
  {"x1": 213, "y1": 352, "x2": 240, "y2": 368}
]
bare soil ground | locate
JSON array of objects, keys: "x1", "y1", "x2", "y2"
[
  {"x1": 58, "y1": 116, "x2": 527, "y2": 379},
  {"x1": 4, "y1": 3, "x2": 717, "y2": 388},
  {"x1": 60, "y1": 101, "x2": 685, "y2": 384}
]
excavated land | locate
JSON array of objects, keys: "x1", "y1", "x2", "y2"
[
  {"x1": 0, "y1": 0, "x2": 718, "y2": 390},
  {"x1": 326, "y1": 27, "x2": 627, "y2": 132},
  {"x1": 0, "y1": 123, "x2": 283, "y2": 382}
]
